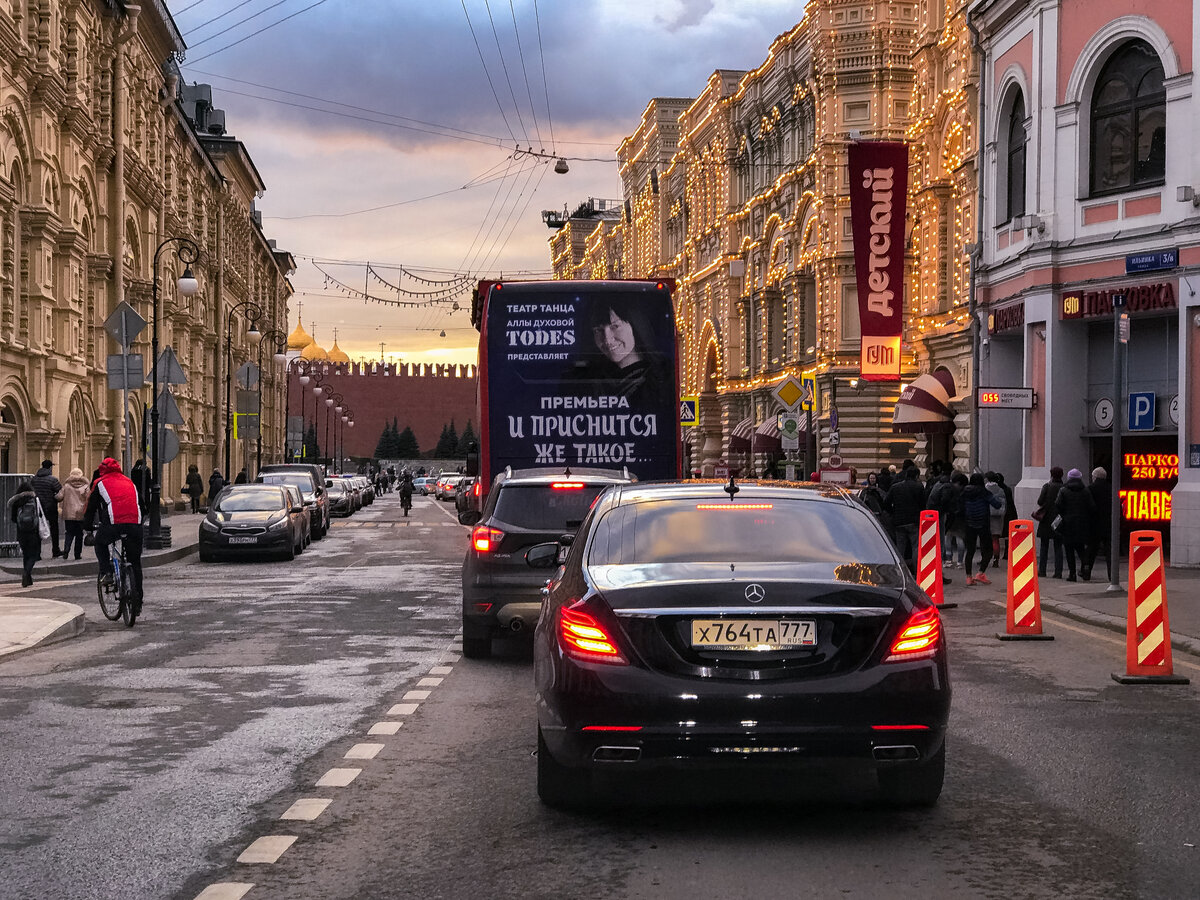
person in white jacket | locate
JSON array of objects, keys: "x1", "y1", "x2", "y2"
[
  {"x1": 984, "y1": 471, "x2": 1007, "y2": 569},
  {"x1": 58, "y1": 467, "x2": 91, "y2": 561}
]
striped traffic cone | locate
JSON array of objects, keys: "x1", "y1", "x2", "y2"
[
  {"x1": 1113, "y1": 531, "x2": 1189, "y2": 684},
  {"x1": 917, "y1": 510, "x2": 955, "y2": 609},
  {"x1": 997, "y1": 520, "x2": 1053, "y2": 640}
]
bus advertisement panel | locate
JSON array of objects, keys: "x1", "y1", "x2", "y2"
[{"x1": 477, "y1": 280, "x2": 680, "y2": 491}]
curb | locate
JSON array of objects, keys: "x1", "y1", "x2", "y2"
[
  {"x1": 0, "y1": 599, "x2": 86, "y2": 659},
  {"x1": 0, "y1": 541, "x2": 198, "y2": 578},
  {"x1": 1041, "y1": 598, "x2": 1200, "y2": 660}
]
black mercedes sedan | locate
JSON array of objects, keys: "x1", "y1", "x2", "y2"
[
  {"x1": 198, "y1": 484, "x2": 305, "y2": 561},
  {"x1": 530, "y1": 480, "x2": 951, "y2": 808}
]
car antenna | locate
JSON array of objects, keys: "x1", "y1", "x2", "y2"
[{"x1": 723, "y1": 476, "x2": 739, "y2": 502}]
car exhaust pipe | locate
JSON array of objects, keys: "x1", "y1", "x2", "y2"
[
  {"x1": 508, "y1": 617, "x2": 525, "y2": 633},
  {"x1": 872, "y1": 745, "x2": 920, "y2": 762},
  {"x1": 592, "y1": 745, "x2": 641, "y2": 763}
]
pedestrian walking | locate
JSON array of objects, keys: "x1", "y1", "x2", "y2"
[
  {"x1": 185, "y1": 464, "x2": 205, "y2": 513},
  {"x1": 1055, "y1": 468, "x2": 1096, "y2": 581},
  {"x1": 8, "y1": 480, "x2": 46, "y2": 586},
  {"x1": 962, "y1": 473, "x2": 1002, "y2": 585},
  {"x1": 129, "y1": 458, "x2": 150, "y2": 516},
  {"x1": 31, "y1": 459, "x2": 62, "y2": 558},
  {"x1": 925, "y1": 472, "x2": 955, "y2": 564},
  {"x1": 883, "y1": 466, "x2": 926, "y2": 573},
  {"x1": 234, "y1": 467, "x2": 248, "y2": 484},
  {"x1": 857, "y1": 472, "x2": 887, "y2": 525},
  {"x1": 59, "y1": 467, "x2": 91, "y2": 560},
  {"x1": 985, "y1": 472, "x2": 1007, "y2": 568},
  {"x1": 209, "y1": 468, "x2": 227, "y2": 504},
  {"x1": 1034, "y1": 466, "x2": 1066, "y2": 578},
  {"x1": 995, "y1": 472, "x2": 1018, "y2": 560},
  {"x1": 942, "y1": 472, "x2": 968, "y2": 568},
  {"x1": 1083, "y1": 467, "x2": 1112, "y2": 581}
]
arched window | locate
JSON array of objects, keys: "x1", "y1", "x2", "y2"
[
  {"x1": 1005, "y1": 94, "x2": 1027, "y2": 222},
  {"x1": 1090, "y1": 40, "x2": 1165, "y2": 195}
]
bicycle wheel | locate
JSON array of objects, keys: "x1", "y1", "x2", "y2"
[
  {"x1": 120, "y1": 565, "x2": 137, "y2": 627},
  {"x1": 97, "y1": 573, "x2": 122, "y2": 621}
]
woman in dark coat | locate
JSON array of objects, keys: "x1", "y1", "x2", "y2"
[
  {"x1": 1055, "y1": 468, "x2": 1096, "y2": 582},
  {"x1": 185, "y1": 464, "x2": 205, "y2": 513},
  {"x1": 8, "y1": 480, "x2": 42, "y2": 587},
  {"x1": 208, "y1": 469, "x2": 227, "y2": 506},
  {"x1": 1034, "y1": 466, "x2": 1065, "y2": 578}
]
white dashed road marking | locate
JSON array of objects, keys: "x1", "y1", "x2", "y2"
[
  {"x1": 316, "y1": 767, "x2": 362, "y2": 787},
  {"x1": 369, "y1": 721, "x2": 402, "y2": 735},
  {"x1": 194, "y1": 884, "x2": 254, "y2": 900},
  {"x1": 344, "y1": 742, "x2": 384, "y2": 760},
  {"x1": 403, "y1": 690, "x2": 431, "y2": 701},
  {"x1": 417, "y1": 677, "x2": 443, "y2": 687},
  {"x1": 387, "y1": 702, "x2": 420, "y2": 716},
  {"x1": 280, "y1": 799, "x2": 332, "y2": 821},
  {"x1": 430, "y1": 665, "x2": 453, "y2": 675},
  {"x1": 238, "y1": 836, "x2": 297, "y2": 864}
]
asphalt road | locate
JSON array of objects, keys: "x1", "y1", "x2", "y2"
[{"x1": 0, "y1": 492, "x2": 1197, "y2": 900}]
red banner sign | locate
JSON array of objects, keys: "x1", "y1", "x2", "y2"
[{"x1": 848, "y1": 141, "x2": 908, "y2": 382}]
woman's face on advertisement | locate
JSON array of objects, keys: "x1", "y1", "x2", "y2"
[{"x1": 592, "y1": 309, "x2": 640, "y2": 367}]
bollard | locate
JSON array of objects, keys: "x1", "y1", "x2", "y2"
[
  {"x1": 997, "y1": 519, "x2": 1052, "y2": 640},
  {"x1": 1113, "y1": 531, "x2": 1189, "y2": 684},
  {"x1": 917, "y1": 510, "x2": 955, "y2": 609}
]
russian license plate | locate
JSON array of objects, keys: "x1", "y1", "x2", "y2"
[
  {"x1": 228, "y1": 536, "x2": 258, "y2": 544},
  {"x1": 691, "y1": 619, "x2": 817, "y2": 651}
]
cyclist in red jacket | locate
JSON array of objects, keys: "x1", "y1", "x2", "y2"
[{"x1": 85, "y1": 457, "x2": 144, "y2": 614}]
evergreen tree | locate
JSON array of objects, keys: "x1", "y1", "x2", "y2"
[
  {"x1": 434, "y1": 423, "x2": 452, "y2": 458},
  {"x1": 383, "y1": 421, "x2": 402, "y2": 457},
  {"x1": 396, "y1": 426, "x2": 420, "y2": 459},
  {"x1": 445, "y1": 420, "x2": 459, "y2": 458},
  {"x1": 455, "y1": 421, "x2": 477, "y2": 456},
  {"x1": 374, "y1": 423, "x2": 392, "y2": 459}
]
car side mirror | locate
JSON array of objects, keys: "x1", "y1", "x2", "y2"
[
  {"x1": 558, "y1": 533, "x2": 574, "y2": 546},
  {"x1": 525, "y1": 542, "x2": 559, "y2": 569},
  {"x1": 326, "y1": 479, "x2": 334, "y2": 488},
  {"x1": 291, "y1": 506, "x2": 304, "y2": 514},
  {"x1": 458, "y1": 509, "x2": 481, "y2": 527}
]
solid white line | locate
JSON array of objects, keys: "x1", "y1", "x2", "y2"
[
  {"x1": 387, "y1": 703, "x2": 419, "y2": 716},
  {"x1": 238, "y1": 835, "x2": 296, "y2": 864},
  {"x1": 194, "y1": 885, "x2": 254, "y2": 900},
  {"x1": 316, "y1": 767, "x2": 362, "y2": 787},
  {"x1": 369, "y1": 721, "x2": 402, "y2": 735},
  {"x1": 403, "y1": 690, "x2": 431, "y2": 701},
  {"x1": 280, "y1": 798, "x2": 332, "y2": 821},
  {"x1": 344, "y1": 742, "x2": 384, "y2": 760}
]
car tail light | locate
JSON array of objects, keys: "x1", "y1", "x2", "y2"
[
  {"x1": 558, "y1": 604, "x2": 627, "y2": 665},
  {"x1": 551, "y1": 482, "x2": 584, "y2": 490},
  {"x1": 471, "y1": 525, "x2": 505, "y2": 552},
  {"x1": 473, "y1": 482, "x2": 481, "y2": 498},
  {"x1": 884, "y1": 606, "x2": 941, "y2": 663}
]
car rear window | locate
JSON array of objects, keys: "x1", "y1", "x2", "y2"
[
  {"x1": 587, "y1": 497, "x2": 895, "y2": 565},
  {"x1": 491, "y1": 484, "x2": 609, "y2": 530},
  {"x1": 259, "y1": 472, "x2": 316, "y2": 492},
  {"x1": 216, "y1": 489, "x2": 286, "y2": 512}
]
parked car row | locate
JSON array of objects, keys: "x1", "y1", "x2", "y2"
[{"x1": 198, "y1": 464, "x2": 378, "y2": 562}]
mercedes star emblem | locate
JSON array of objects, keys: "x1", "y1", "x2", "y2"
[{"x1": 744, "y1": 583, "x2": 765, "y2": 603}]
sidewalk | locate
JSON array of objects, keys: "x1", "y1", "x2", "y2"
[{"x1": 0, "y1": 535, "x2": 199, "y2": 659}]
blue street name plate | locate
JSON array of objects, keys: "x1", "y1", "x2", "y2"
[{"x1": 1125, "y1": 248, "x2": 1178, "y2": 274}]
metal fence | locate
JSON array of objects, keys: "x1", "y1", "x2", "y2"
[{"x1": 0, "y1": 474, "x2": 35, "y2": 557}]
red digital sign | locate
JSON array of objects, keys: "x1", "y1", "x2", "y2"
[{"x1": 1121, "y1": 452, "x2": 1178, "y2": 523}]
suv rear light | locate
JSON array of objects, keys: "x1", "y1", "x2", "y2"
[
  {"x1": 558, "y1": 604, "x2": 628, "y2": 665},
  {"x1": 551, "y1": 482, "x2": 584, "y2": 490},
  {"x1": 884, "y1": 606, "x2": 941, "y2": 663},
  {"x1": 473, "y1": 482, "x2": 481, "y2": 497},
  {"x1": 471, "y1": 525, "x2": 505, "y2": 552}
]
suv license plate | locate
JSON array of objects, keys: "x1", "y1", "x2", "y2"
[
  {"x1": 228, "y1": 536, "x2": 258, "y2": 544},
  {"x1": 691, "y1": 619, "x2": 817, "y2": 650}
]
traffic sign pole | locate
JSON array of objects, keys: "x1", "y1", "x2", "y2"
[{"x1": 1110, "y1": 294, "x2": 1125, "y2": 591}]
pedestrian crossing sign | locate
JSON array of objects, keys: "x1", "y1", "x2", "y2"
[{"x1": 679, "y1": 396, "x2": 699, "y2": 426}]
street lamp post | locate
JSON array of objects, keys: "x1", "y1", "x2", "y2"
[
  {"x1": 339, "y1": 407, "x2": 353, "y2": 474},
  {"x1": 325, "y1": 392, "x2": 344, "y2": 472},
  {"x1": 148, "y1": 236, "x2": 199, "y2": 549},
  {"x1": 285, "y1": 358, "x2": 312, "y2": 460},
  {"x1": 255, "y1": 329, "x2": 289, "y2": 472},
  {"x1": 224, "y1": 300, "x2": 263, "y2": 479}
]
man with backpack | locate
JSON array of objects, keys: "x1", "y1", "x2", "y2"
[
  {"x1": 85, "y1": 457, "x2": 145, "y2": 616},
  {"x1": 8, "y1": 480, "x2": 44, "y2": 586}
]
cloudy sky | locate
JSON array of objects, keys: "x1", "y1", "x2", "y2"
[{"x1": 171, "y1": 0, "x2": 806, "y2": 365}]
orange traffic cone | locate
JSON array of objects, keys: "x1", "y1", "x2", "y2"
[
  {"x1": 917, "y1": 510, "x2": 955, "y2": 609},
  {"x1": 1113, "y1": 531, "x2": 1189, "y2": 684},
  {"x1": 997, "y1": 520, "x2": 1053, "y2": 640}
]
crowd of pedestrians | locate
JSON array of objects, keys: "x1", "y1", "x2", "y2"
[{"x1": 856, "y1": 459, "x2": 1113, "y2": 586}]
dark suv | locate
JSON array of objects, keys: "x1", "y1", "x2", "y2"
[
  {"x1": 256, "y1": 463, "x2": 331, "y2": 539},
  {"x1": 461, "y1": 467, "x2": 636, "y2": 659}
]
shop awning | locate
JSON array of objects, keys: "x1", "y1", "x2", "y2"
[
  {"x1": 752, "y1": 417, "x2": 781, "y2": 453},
  {"x1": 728, "y1": 415, "x2": 755, "y2": 451},
  {"x1": 892, "y1": 366, "x2": 957, "y2": 434}
]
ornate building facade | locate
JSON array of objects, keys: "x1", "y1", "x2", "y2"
[{"x1": 0, "y1": 1, "x2": 291, "y2": 505}]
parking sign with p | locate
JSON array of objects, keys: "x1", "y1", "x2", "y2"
[{"x1": 1129, "y1": 392, "x2": 1156, "y2": 431}]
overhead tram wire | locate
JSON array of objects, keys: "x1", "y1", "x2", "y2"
[
  {"x1": 459, "y1": 156, "x2": 540, "y2": 278},
  {"x1": 483, "y1": 0, "x2": 531, "y2": 145},
  {"x1": 175, "y1": 0, "x2": 215, "y2": 15},
  {"x1": 180, "y1": 0, "x2": 258, "y2": 37},
  {"x1": 462, "y1": 157, "x2": 542, "y2": 291},
  {"x1": 455, "y1": 155, "x2": 532, "y2": 275},
  {"x1": 509, "y1": 0, "x2": 544, "y2": 149},
  {"x1": 478, "y1": 161, "x2": 550, "y2": 277},
  {"x1": 188, "y1": 0, "x2": 334, "y2": 65},
  {"x1": 533, "y1": 0, "x2": 556, "y2": 152},
  {"x1": 462, "y1": 0, "x2": 518, "y2": 144}
]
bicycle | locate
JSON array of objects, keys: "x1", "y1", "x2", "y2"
[{"x1": 96, "y1": 536, "x2": 138, "y2": 627}]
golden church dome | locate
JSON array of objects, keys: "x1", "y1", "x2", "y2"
[
  {"x1": 299, "y1": 331, "x2": 329, "y2": 361},
  {"x1": 328, "y1": 339, "x2": 350, "y2": 364},
  {"x1": 287, "y1": 317, "x2": 313, "y2": 351}
]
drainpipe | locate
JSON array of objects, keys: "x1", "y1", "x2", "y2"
[
  {"x1": 214, "y1": 194, "x2": 226, "y2": 475},
  {"x1": 966, "y1": 7, "x2": 986, "y2": 474},
  {"x1": 113, "y1": 5, "x2": 141, "y2": 470}
]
